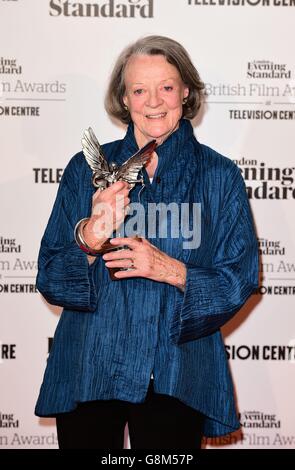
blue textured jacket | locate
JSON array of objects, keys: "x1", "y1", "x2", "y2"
[{"x1": 35, "y1": 119, "x2": 258, "y2": 437}]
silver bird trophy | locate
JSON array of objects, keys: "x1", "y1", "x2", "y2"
[
  {"x1": 81, "y1": 127, "x2": 157, "y2": 278},
  {"x1": 82, "y1": 127, "x2": 157, "y2": 191}
]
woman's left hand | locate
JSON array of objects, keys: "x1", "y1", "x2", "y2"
[{"x1": 102, "y1": 237, "x2": 186, "y2": 291}]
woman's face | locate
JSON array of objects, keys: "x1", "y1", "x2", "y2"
[{"x1": 123, "y1": 54, "x2": 189, "y2": 147}]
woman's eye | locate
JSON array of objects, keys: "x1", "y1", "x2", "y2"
[
  {"x1": 134, "y1": 89, "x2": 144, "y2": 95},
  {"x1": 164, "y1": 86, "x2": 173, "y2": 92}
]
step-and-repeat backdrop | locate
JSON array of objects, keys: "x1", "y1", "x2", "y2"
[{"x1": 1, "y1": 0, "x2": 294, "y2": 449}]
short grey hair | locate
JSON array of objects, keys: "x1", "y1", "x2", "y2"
[{"x1": 105, "y1": 35, "x2": 205, "y2": 124}]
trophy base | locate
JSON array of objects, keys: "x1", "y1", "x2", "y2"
[
  {"x1": 98, "y1": 239, "x2": 130, "y2": 281},
  {"x1": 99, "y1": 236, "x2": 142, "y2": 281}
]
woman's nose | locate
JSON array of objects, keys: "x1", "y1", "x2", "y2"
[{"x1": 146, "y1": 90, "x2": 163, "y2": 108}]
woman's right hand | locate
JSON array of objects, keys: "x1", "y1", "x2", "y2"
[{"x1": 82, "y1": 181, "x2": 131, "y2": 251}]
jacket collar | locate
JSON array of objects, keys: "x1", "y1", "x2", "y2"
[{"x1": 114, "y1": 118, "x2": 196, "y2": 180}]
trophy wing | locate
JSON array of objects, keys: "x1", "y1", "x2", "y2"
[
  {"x1": 115, "y1": 140, "x2": 157, "y2": 184},
  {"x1": 81, "y1": 127, "x2": 109, "y2": 174}
]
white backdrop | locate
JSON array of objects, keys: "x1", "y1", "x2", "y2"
[{"x1": 1, "y1": 0, "x2": 294, "y2": 449}]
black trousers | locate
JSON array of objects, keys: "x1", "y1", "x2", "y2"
[{"x1": 56, "y1": 380, "x2": 204, "y2": 449}]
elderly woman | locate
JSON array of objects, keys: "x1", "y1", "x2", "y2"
[{"x1": 35, "y1": 35, "x2": 258, "y2": 449}]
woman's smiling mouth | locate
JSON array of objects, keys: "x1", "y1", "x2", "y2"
[{"x1": 145, "y1": 112, "x2": 167, "y2": 119}]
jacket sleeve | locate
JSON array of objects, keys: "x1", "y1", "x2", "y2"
[
  {"x1": 169, "y1": 166, "x2": 259, "y2": 345},
  {"x1": 36, "y1": 156, "x2": 99, "y2": 311}
]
